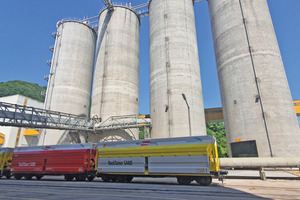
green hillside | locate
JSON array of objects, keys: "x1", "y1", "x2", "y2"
[{"x1": 0, "y1": 80, "x2": 46, "y2": 102}]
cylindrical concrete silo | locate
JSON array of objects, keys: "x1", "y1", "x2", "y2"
[
  {"x1": 39, "y1": 20, "x2": 97, "y2": 145},
  {"x1": 208, "y1": 0, "x2": 300, "y2": 157},
  {"x1": 90, "y1": 6, "x2": 140, "y2": 140},
  {"x1": 149, "y1": 0, "x2": 206, "y2": 138}
]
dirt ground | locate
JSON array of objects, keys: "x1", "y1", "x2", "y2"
[{"x1": 220, "y1": 179, "x2": 300, "y2": 200}]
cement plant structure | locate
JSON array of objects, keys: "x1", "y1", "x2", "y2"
[
  {"x1": 40, "y1": 20, "x2": 97, "y2": 145},
  {"x1": 91, "y1": 6, "x2": 140, "y2": 141},
  {"x1": 208, "y1": 0, "x2": 300, "y2": 157},
  {"x1": 149, "y1": 0, "x2": 206, "y2": 138},
  {"x1": 40, "y1": 0, "x2": 300, "y2": 158}
]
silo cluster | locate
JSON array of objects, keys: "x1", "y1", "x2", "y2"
[
  {"x1": 40, "y1": 6, "x2": 141, "y2": 145},
  {"x1": 39, "y1": 0, "x2": 300, "y2": 157}
]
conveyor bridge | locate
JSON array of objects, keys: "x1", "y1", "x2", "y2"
[{"x1": 0, "y1": 101, "x2": 151, "y2": 132}]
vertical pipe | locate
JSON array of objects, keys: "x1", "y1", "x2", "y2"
[{"x1": 238, "y1": 0, "x2": 273, "y2": 157}]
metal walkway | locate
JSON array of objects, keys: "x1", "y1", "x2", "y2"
[
  {"x1": 95, "y1": 115, "x2": 151, "y2": 131},
  {"x1": 0, "y1": 101, "x2": 151, "y2": 132}
]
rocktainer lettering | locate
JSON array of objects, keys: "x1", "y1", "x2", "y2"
[{"x1": 108, "y1": 160, "x2": 133, "y2": 166}]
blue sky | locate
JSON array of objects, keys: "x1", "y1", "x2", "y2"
[{"x1": 0, "y1": 0, "x2": 299, "y2": 117}]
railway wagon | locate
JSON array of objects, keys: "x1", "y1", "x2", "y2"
[
  {"x1": 0, "y1": 148, "x2": 13, "y2": 179},
  {"x1": 96, "y1": 135, "x2": 220, "y2": 186},
  {"x1": 11, "y1": 143, "x2": 96, "y2": 181}
]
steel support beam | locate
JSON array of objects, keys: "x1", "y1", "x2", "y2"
[{"x1": 102, "y1": 0, "x2": 114, "y2": 11}]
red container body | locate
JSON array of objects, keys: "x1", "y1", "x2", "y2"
[{"x1": 11, "y1": 144, "x2": 96, "y2": 175}]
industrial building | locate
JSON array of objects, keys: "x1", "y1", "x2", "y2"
[{"x1": 0, "y1": 95, "x2": 43, "y2": 147}]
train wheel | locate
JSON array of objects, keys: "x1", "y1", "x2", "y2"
[
  {"x1": 102, "y1": 175, "x2": 110, "y2": 182},
  {"x1": 87, "y1": 175, "x2": 95, "y2": 181},
  {"x1": 14, "y1": 174, "x2": 22, "y2": 180},
  {"x1": 177, "y1": 177, "x2": 193, "y2": 185},
  {"x1": 125, "y1": 176, "x2": 133, "y2": 183},
  {"x1": 195, "y1": 176, "x2": 212, "y2": 186},
  {"x1": 6, "y1": 175, "x2": 11, "y2": 179},
  {"x1": 24, "y1": 175, "x2": 33, "y2": 180},
  {"x1": 75, "y1": 174, "x2": 86, "y2": 181},
  {"x1": 36, "y1": 175, "x2": 43, "y2": 180},
  {"x1": 64, "y1": 175, "x2": 74, "y2": 181}
]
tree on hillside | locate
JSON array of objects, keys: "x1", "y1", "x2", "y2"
[
  {"x1": 206, "y1": 122, "x2": 228, "y2": 158},
  {"x1": 0, "y1": 80, "x2": 46, "y2": 102}
]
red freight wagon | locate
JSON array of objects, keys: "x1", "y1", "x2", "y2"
[{"x1": 11, "y1": 143, "x2": 96, "y2": 181}]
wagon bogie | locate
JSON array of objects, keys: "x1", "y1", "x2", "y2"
[
  {"x1": 36, "y1": 175, "x2": 43, "y2": 180},
  {"x1": 64, "y1": 174, "x2": 75, "y2": 181},
  {"x1": 177, "y1": 176, "x2": 194, "y2": 185},
  {"x1": 75, "y1": 173, "x2": 86, "y2": 181},
  {"x1": 14, "y1": 174, "x2": 22, "y2": 180},
  {"x1": 24, "y1": 174, "x2": 33, "y2": 180},
  {"x1": 87, "y1": 174, "x2": 95, "y2": 181},
  {"x1": 195, "y1": 176, "x2": 212, "y2": 186}
]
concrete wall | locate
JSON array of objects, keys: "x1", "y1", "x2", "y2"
[
  {"x1": 91, "y1": 6, "x2": 140, "y2": 141},
  {"x1": 39, "y1": 20, "x2": 97, "y2": 145},
  {"x1": 149, "y1": 0, "x2": 206, "y2": 138},
  {"x1": 208, "y1": 0, "x2": 300, "y2": 157}
]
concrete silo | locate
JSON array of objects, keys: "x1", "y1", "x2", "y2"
[
  {"x1": 208, "y1": 0, "x2": 300, "y2": 157},
  {"x1": 39, "y1": 20, "x2": 97, "y2": 145},
  {"x1": 149, "y1": 0, "x2": 206, "y2": 138},
  {"x1": 90, "y1": 6, "x2": 140, "y2": 140}
]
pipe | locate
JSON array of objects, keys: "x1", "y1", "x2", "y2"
[{"x1": 219, "y1": 157, "x2": 300, "y2": 168}]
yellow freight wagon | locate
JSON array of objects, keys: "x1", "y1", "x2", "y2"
[
  {"x1": 96, "y1": 135, "x2": 222, "y2": 186},
  {"x1": 0, "y1": 148, "x2": 14, "y2": 179}
]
